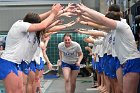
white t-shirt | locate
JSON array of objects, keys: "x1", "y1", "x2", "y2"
[
  {"x1": 88, "y1": 37, "x2": 104, "y2": 58},
  {"x1": 58, "y1": 41, "x2": 82, "y2": 64},
  {"x1": 113, "y1": 21, "x2": 140, "y2": 64},
  {"x1": 0, "y1": 50, "x2": 4, "y2": 57},
  {"x1": 22, "y1": 32, "x2": 38, "y2": 63},
  {"x1": 111, "y1": 18, "x2": 128, "y2": 57},
  {"x1": 1, "y1": 20, "x2": 31, "y2": 64},
  {"x1": 88, "y1": 42, "x2": 96, "y2": 58},
  {"x1": 33, "y1": 46, "x2": 46, "y2": 65}
]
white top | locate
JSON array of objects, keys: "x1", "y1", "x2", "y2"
[
  {"x1": 94, "y1": 37, "x2": 104, "y2": 62},
  {"x1": 33, "y1": 46, "x2": 46, "y2": 65},
  {"x1": 113, "y1": 21, "x2": 140, "y2": 64},
  {"x1": 112, "y1": 18, "x2": 128, "y2": 57},
  {"x1": 58, "y1": 41, "x2": 82, "y2": 64},
  {"x1": 88, "y1": 42, "x2": 95, "y2": 58},
  {"x1": 22, "y1": 32, "x2": 38, "y2": 64},
  {"x1": 88, "y1": 36, "x2": 104, "y2": 58},
  {"x1": 1, "y1": 20, "x2": 32, "y2": 64},
  {"x1": 98, "y1": 31, "x2": 110, "y2": 57},
  {"x1": 0, "y1": 50, "x2": 4, "y2": 57}
]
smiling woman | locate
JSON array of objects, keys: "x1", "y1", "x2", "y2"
[{"x1": 58, "y1": 33, "x2": 83, "y2": 93}]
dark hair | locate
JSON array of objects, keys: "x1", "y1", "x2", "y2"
[
  {"x1": 105, "y1": 11, "x2": 121, "y2": 21},
  {"x1": 23, "y1": 12, "x2": 41, "y2": 23},
  {"x1": 23, "y1": 12, "x2": 42, "y2": 45},
  {"x1": 108, "y1": 4, "x2": 120, "y2": 12},
  {"x1": 63, "y1": 33, "x2": 72, "y2": 40},
  {"x1": 135, "y1": 15, "x2": 140, "y2": 23}
]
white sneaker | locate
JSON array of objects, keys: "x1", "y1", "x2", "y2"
[{"x1": 89, "y1": 73, "x2": 93, "y2": 77}]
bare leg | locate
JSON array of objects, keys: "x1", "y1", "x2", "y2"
[
  {"x1": 35, "y1": 70, "x2": 40, "y2": 93},
  {"x1": 4, "y1": 71, "x2": 23, "y2": 93},
  {"x1": 35, "y1": 70, "x2": 44, "y2": 93},
  {"x1": 22, "y1": 72, "x2": 28, "y2": 93},
  {"x1": 18, "y1": 71, "x2": 24, "y2": 93},
  {"x1": 103, "y1": 75, "x2": 111, "y2": 93},
  {"x1": 62, "y1": 67, "x2": 71, "y2": 93},
  {"x1": 116, "y1": 67, "x2": 123, "y2": 93},
  {"x1": 27, "y1": 71, "x2": 35, "y2": 93},
  {"x1": 110, "y1": 78, "x2": 115, "y2": 93},
  {"x1": 98, "y1": 73, "x2": 104, "y2": 90},
  {"x1": 70, "y1": 70, "x2": 79, "y2": 93},
  {"x1": 123, "y1": 72, "x2": 140, "y2": 93},
  {"x1": 96, "y1": 71, "x2": 101, "y2": 87}
]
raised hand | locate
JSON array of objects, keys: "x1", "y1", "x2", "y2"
[
  {"x1": 52, "y1": 3, "x2": 63, "y2": 14},
  {"x1": 63, "y1": 3, "x2": 76, "y2": 12},
  {"x1": 65, "y1": 21, "x2": 76, "y2": 27},
  {"x1": 76, "y1": 3, "x2": 88, "y2": 13},
  {"x1": 76, "y1": 16, "x2": 84, "y2": 23},
  {"x1": 60, "y1": 12, "x2": 77, "y2": 17},
  {"x1": 75, "y1": 29, "x2": 86, "y2": 34}
]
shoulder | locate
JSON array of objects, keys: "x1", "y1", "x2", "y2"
[
  {"x1": 58, "y1": 42, "x2": 64, "y2": 48},
  {"x1": 72, "y1": 41, "x2": 81, "y2": 48},
  {"x1": 116, "y1": 20, "x2": 130, "y2": 30},
  {"x1": 72, "y1": 41, "x2": 80, "y2": 46},
  {"x1": 11, "y1": 20, "x2": 31, "y2": 33}
]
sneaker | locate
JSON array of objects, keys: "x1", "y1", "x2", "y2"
[{"x1": 89, "y1": 73, "x2": 93, "y2": 77}]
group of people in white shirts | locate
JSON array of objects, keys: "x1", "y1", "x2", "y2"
[
  {"x1": 0, "y1": 3, "x2": 139, "y2": 93},
  {"x1": 76, "y1": 4, "x2": 140, "y2": 93}
]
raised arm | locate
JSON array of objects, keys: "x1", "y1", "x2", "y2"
[
  {"x1": 46, "y1": 21, "x2": 75, "y2": 32},
  {"x1": 28, "y1": 4, "x2": 63, "y2": 32},
  {"x1": 78, "y1": 20, "x2": 110, "y2": 31},
  {"x1": 39, "y1": 10, "x2": 51, "y2": 21},
  {"x1": 76, "y1": 29, "x2": 106, "y2": 37},
  {"x1": 77, "y1": 4, "x2": 117, "y2": 29}
]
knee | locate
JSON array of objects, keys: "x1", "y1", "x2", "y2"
[
  {"x1": 71, "y1": 82, "x2": 76, "y2": 87},
  {"x1": 23, "y1": 80, "x2": 28, "y2": 85},
  {"x1": 65, "y1": 79, "x2": 70, "y2": 84}
]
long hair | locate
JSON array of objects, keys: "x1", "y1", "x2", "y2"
[
  {"x1": 105, "y1": 11, "x2": 121, "y2": 21},
  {"x1": 23, "y1": 12, "x2": 41, "y2": 44}
]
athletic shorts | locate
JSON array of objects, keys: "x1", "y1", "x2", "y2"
[
  {"x1": 100, "y1": 56, "x2": 104, "y2": 71},
  {"x1": 20, "y1": 61, "x2": 29, "y2": 75},
  {"x1": 96, "y1": 62, "x2": 103, "y2": 73},
  {"x1": 36, "y1": 57, "x2": 45, "y2": 70},
  {"x1": 61, "y1": 61, "x2": 80, "y2": 70},
  {"x1": 103, "y1": 54, "x2": 112, "y2": 77},
  {"x1": 108, "y1": 56, "x2": 121, "y2": 79},
  {"x1": 29, "y1": 60, "x2": 36, "y2": 73},
  {"x1": 122, "y1": 58, "x2": 140, "y2": 76},
  {"x1": 0, "y1": 58, "x2": 20, "y2": 80},
  {"x1": 97, "y1": 57, "x2": 104, "y2": 73}
]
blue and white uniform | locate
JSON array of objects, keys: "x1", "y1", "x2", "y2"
[
  {"x1": 34, "y1": 46, "x2": 45, "y2": 70},
  {"x1": 88, "y1": 37, "x2": 97, "y2": 70},
  {"x1": 58, "y1": 41, "x2": 82, "y2": 70},
  {"x1": 0, "y1": 20, "x2": 32, "y2": 79},
  {"x1": 94, "y1": 37, "x2": 104, "y2": 73},
  {"x1": 113, "y1": 21, "x2": 140, "y2": 75},
  {"x1": 20, "y1": 31, "x2": 38, "y2": 75}
]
